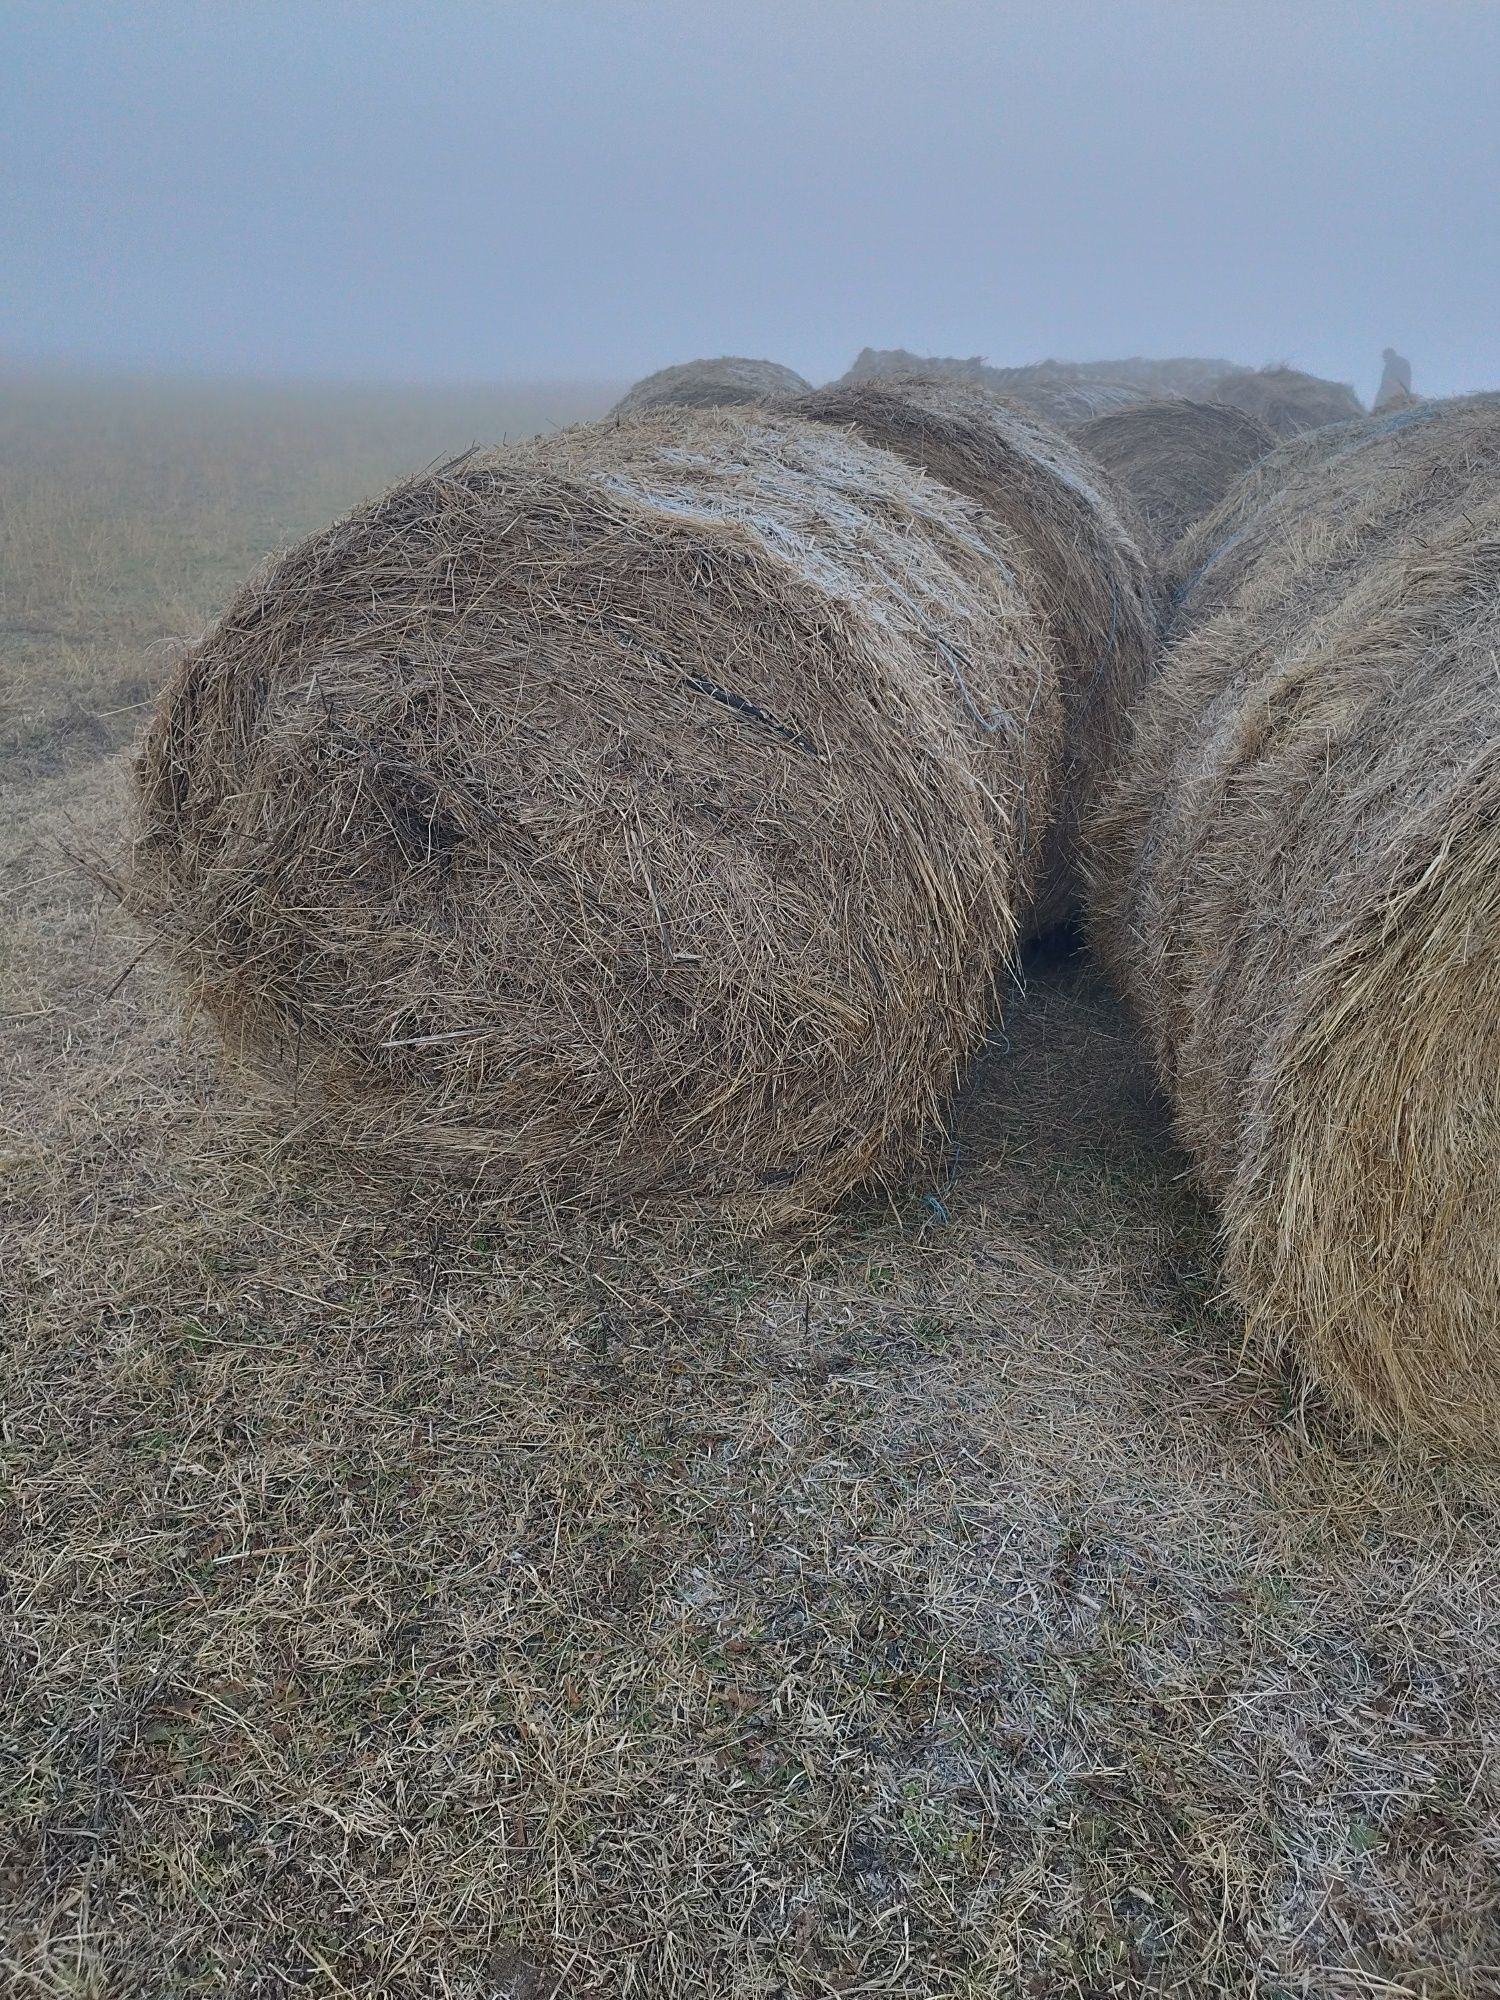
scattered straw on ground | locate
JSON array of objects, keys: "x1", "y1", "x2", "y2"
[{"x1": 6, "y1": 749, "x2": 1500, "y2": 1996}]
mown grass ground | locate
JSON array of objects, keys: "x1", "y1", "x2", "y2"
[{"x1": 3, "y1": 374, "x2": 1499, "y2": 1998}]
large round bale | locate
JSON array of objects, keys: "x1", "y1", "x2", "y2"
[
  {"x1": 791, "y1": 373, "x2": 1157, "y2": 928},
  {"x1": 1075, "y1": 398, "x2": 1276, "y2": 553},
  {"x1": 989, "y1": 372, "x2": 1149, "y2": 430},
  {"x1": 128, "y1": 407, "x2": 1059, "y2": 1226},
  {"x1": 611, "y1": 356, "x2": 811, "y2": 416},
  {"x1": 1162, "y1": 396, "x2": 1483, "y2": 623},
  {"x1": 1085, "y1": 356, "x2": 1240, "y2": 400},
  {"x1": 838, "y1": 350, "x2": 1241, "y2": 405},
  {"x1": 1089, "y1": 395, "x2": 1500, "y2": 1450},
  {"x1": 839, "y1": 347, "x2": 993, "y2": 386},
  {"x1": 839, "y1": 354, "x2": 1146, "y2": 428},
  {"x1": 992, "y1": 357, "x2": 1242, "y2": 402},
  {"x1": 1208, "y1": 364, "x2": 1364, "y2": 438}
]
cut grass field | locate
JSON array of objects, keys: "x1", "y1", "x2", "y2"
[{"x1": 3, "y1": 374, "x2": 1499, "y2": 1998}]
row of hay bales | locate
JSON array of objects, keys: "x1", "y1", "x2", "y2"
[
  {"x1": 128, "y1": 377, "x2": 1497, "y2": 1454},
  {"x1": 838, "y1": 345, "x2": 1235, "y2": 406},
  {"x1": 1089, "y1": 394, "x2": 1500, "y2": 1454},
  {"x1": 615, "y1": 349, "x2": 1367, "y2": 443},
  {"x1": 129, "y1": 380, "x2": 1154, "y2": 1230}
]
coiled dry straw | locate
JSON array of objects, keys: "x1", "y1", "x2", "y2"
[
  {"x1": 791, "y1": 374, "x2": 1156, "y2": 926},
  {"x1": 129, "y1": 404, "x2": 1066, "y2": 1227},
  {"x1": 1207, "y1": 364, "x2": 1364, "y2": 439},
  {"x1": 610, "y1": 356, "x2": 811, "y2": 416},
  {"x1": 1075, "y1": 399, "x2": 1275, "y2": 554},
  {"x1": 1090, "y1": 397, "x2": 1500, "y2": 1449}
]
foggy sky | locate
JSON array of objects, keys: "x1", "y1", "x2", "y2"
[{"x1": 4, "y1": 0, "x2": 1499, "y2": 403}]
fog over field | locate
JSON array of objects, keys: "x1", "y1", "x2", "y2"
[{"x1": 3, "y1": 0, "x2": 1499, "y2": 401}]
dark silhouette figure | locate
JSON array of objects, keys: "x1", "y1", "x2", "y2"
[{"x1": 1375, "y1": 347, "x2": 1414, "y2": 411}]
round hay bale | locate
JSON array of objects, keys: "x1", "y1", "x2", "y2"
[
  {"x1": 611, "y1": 357, "x2": 811, "y2": 417},
  {"x1": 1162, "y1": 396, "x2": 1486, "y2": 625},
  {"x1": 838, "y1": 350, "x2": 1240, "y2": 405},
  {"x1": 988, "y1": 372, "x2": 1150, "y2": 430},
  {"x1": 840, "y1": 354, "x2": 1148, "y2": 427},
  {"x1": 839, "y1": 347, "x2": 993, "y2": 387},
  {"x1": 1082, "y1": 357, "x2": 1240, "y2": 400},
  {"x1": 993, "y1": 357, "x2": 1241, "y2": 402},
  {"x1": 1089, "y1": 394, "x2": 1500, "y2": 1450},
  {"x1": 128, "y1": 406, "x2": 1059, "y2": 1227},
  {"x1": 791, "y1": 373, "x2": 1157, "y2": 928},
  {"x1": 1208, "y1": 364, "x2": 1364, "y2": 439},
  {"x1": 1075, "y1": 398, "x2": 1276, "y2": 553}
]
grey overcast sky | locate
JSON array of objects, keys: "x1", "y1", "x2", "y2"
[{"x1": 3, "y1": 1, "x2": 1498, "y2": 402}]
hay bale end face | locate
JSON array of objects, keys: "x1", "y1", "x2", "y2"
[
  {"x1": 1075, "y1": 398, "x2": 1276, "y2": 554},
  {"x1": 1208, "y1": 364, "x2": 1365, "y2": 439},
  {"x1": 1089, "y1": 396, "x2": 1500, "y2": 1450},
  {"x1": 611, "y1": 356, "x2": 811, "y2": 417},
  {"x1": 792, "y1": 373, "x2": 1156, "y2": 928},
  {"x1": 130, "y1": 407, "x2": 1057, "y2": 1226}
]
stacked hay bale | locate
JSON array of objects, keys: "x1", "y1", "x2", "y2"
[
  {"x1": 792, "y1": 374, "x2": 1157, "y2": 927},
  {"x1": 611, "y1": 356, "x2": 810, "y2": 416},
  {"x1": 1208, "y1": 364, "x2": 1364, "y2": 438},
  {"x1": 840, "y1": 347, "x2": 993, "y2": 387},
  {"x1": 129, "y1": 405, "x2": 1067, "y2": 1226},
  {"x1": 1160, "y1": 399, "x2": 1451, "y2": 622},
  {"x1": 838, "y1": 350, "x2": 1244, "y2": 407},
  {"x1": 1089, "y1": 396, "x2": 1500, "y2": 1448},
  {"x1": 1076, "y1": 399, "x2": 1276, "y2": 554},
  {"x1": 836, "y1": 350, "x2": 1148, "y2": 428},
  {"x1": 1081, "y1": 356, "x2": 1241, "y2": 400},
  {"x1": 989, "y1": 372, "x2": 1147, "y2": 429}
]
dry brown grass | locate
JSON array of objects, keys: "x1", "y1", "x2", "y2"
[
  {"x1": 790, "y1": 375, "x2": 1157, "y2": 928},
  {"x1": 0, "y1": 371, "x2": 620, "y2": 783},
  {"x1": 1075, "y1": 399, "x2": 1276, "y2": 555},
  {"x1": 1090, "y1": 395, "x2": 1500, "y2": 1453},
  {"x1": 6, "y1": 377, "x2": 1500, "y2": 1997},
  {"x1": 610, "y1": 358, "x2": 811, "y2": 415},
  {"x1": 125, "y1": 404, "x2": 1060, "y2": 1225}
]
